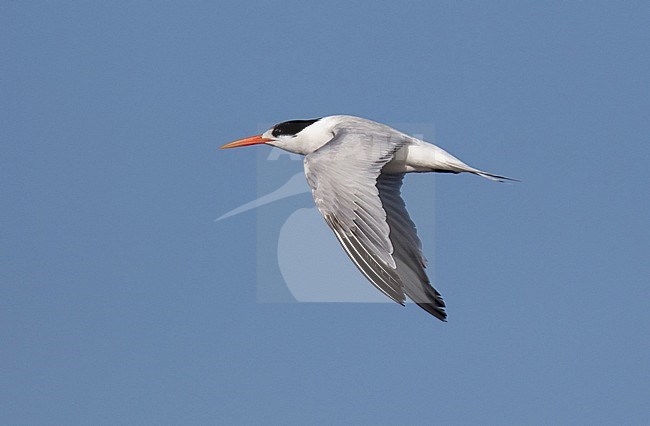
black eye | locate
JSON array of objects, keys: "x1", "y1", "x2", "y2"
[{"x1": 272, "y1": 118, "x2": 321, "y2": 138}]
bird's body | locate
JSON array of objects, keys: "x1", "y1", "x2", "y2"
[{"x1": 222, "y1": 115, "x2": 514, "y2": 321}]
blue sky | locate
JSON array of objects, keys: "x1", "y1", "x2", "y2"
[{"x1": 2, "y1": 1, "x2": 649, "y2": 424}]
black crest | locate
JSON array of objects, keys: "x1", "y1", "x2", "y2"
[{"x1": 272, "y1": 118, "x2": 320, "y2": 137}]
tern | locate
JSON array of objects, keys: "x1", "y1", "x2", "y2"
[{"x1": 221, "y1": 115, "x2": 515, "y2": 321}]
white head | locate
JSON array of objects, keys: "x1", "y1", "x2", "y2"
[{"x1": 221, "y1": 116, "x2": 339, "y2": 155}]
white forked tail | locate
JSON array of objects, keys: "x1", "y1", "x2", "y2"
[
  {"x1": 397, "y1": 140, "x2": 518, "y2": 182},
  {"x1": 470, "y1": 169, "x2": 519, "y2": 183},
  {"x1": 427, "y1": 145, "x2": 519, "y2": 182}
]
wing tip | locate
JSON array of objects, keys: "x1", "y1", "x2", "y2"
[
  {"x1": 416, "y1": 286, "x2": 447, "y2": 321},
  {"x1": 417, "y1": 303, "x2": 447, "y2": 322}
]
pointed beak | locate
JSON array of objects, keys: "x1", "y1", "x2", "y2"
[{"x1": 220, "y1": 134, "x2": 272, "y2": 149}]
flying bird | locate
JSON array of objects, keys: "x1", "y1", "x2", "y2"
[{"x1": 221, "y1": 115, "x2": 515, "y2": 321}]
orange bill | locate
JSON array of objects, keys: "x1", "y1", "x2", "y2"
[{"x1": 220, "y1": 134, "x2": 271, "y2": 149}]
